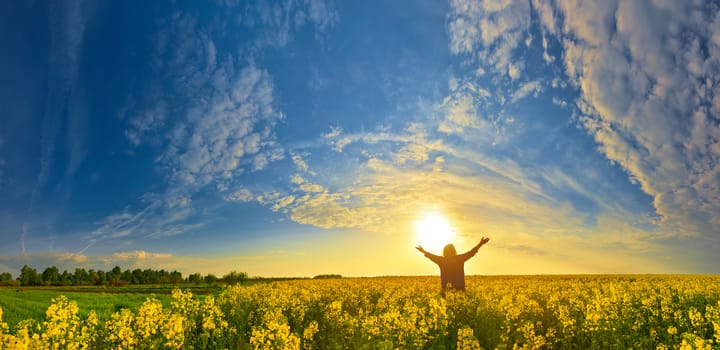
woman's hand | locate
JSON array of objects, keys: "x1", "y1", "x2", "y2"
[
  {"x1": 415, "y1": 245, "x2": 425, "y2": 253},
  {"x1": 479, "y1": 237, "x2": 490, "y2": 246}
]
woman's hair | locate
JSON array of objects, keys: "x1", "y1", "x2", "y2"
[{"x1": 443, "y1": 244, "x2": 457, "y2": 257}]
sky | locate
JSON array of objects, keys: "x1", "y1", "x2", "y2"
[{"x1": 1, "y1": 0, "x2": 719, "y2": 277}]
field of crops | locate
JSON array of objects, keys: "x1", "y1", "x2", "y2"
[
  {"x1": 0, "y1": 284, "x2": 222, "y2": 330},
  {"x1": 1, "y1": 275, "x2": 720, "y2": 349}
]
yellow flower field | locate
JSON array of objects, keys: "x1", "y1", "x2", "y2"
[{"x1": 1, "y1": 275, "x2": 720, "y2": 349}]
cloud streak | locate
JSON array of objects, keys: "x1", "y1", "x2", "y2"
[
  {"x1": 5, "y1": 0, "x2": 717, "y2": 275},
  {"x1": 90, "y1": 2, "x2": 339, "y2": 245},
  {"x1": 546, "y1": 0, "x2": 720, "y2": 238},
  {"x1": 212, "y1": 0, "x2": 720, "y2": 272},
  {"x1": 439, "y1": 0, "x2": 720, "y2": 269},
  {"x1": 31, "y1": 1, "x2": 92, "y2": 210}
]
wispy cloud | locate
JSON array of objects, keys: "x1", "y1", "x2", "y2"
[
  {"x1": 541, "y1": 0, "x2": 720, "y2": 238},
  {"x1": 23, "y1": 2, "x2": 95, "y2": 257},
  {"x1": 10, "y1": 0, "x2": 716, "y2": 274},
  {"x1": 159, "y1": 63, "x2": 282, "y2": 188},
  {"x1": 440, "y1": 0, "x2": 720, "y2": 269},
  {"x1": 448, "y1": 0, "x2": 531, "y2": 78},
  {"x1": 247, "y1": 111, "x2": 603, "y2": 237},
  {"x1": 208, "y1": 0, "x2": 720, "y2": 272},
  {"x1": 511, "y1": 80, "x2": 543, "y2": 103},
  {"x1": 0, "y1": 135, "x2": 5, "y2": 183},
  {"x1": 31, "y1": 1, "x2": 92, "y2": 209},
  {"x1": 221, "y1": 0, "x2": 339, "y2": 48},
  {"x1": 91, "y1": 2, "x2": 339, "y2": 244},
  {"x1": 235, "y1": 113, "x2": 687, "y2": 271},
  {"x1": 90, "y1": 192, "x2": 205, "y2": 241}
]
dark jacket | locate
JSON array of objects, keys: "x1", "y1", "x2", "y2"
[{"x1": 423, "y1": 246, "x2": 480, "y2": 290}]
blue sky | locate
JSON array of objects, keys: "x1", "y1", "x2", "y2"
[{"x1": 1, "y1": 0, "x2": 719, "y2": 277}]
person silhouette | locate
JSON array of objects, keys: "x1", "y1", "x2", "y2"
[{"x1": 416, "y1": 237, "x2": 490, "y2": 292}]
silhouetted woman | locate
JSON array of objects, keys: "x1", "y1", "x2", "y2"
[{"x1": 416, "y1": 237, "x2": 490, "y2": 292}]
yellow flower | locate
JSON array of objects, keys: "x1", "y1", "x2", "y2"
[
  {"x1": 106, "y1": 308, "x2": 137, "y2": 349},
  {"x1": 303, "y1": 320, "x2": 319, "y2": 348},
  {"x1": 40, "y1": 295, "x2": 91, "y2": 349},
  {"x1": 161, "y1": 313, "x2": 186, "y2": 349},
  {"x1": 136, "y1": 297, "x2": 165, "y2": 342},
  {"x1": 457, "y1": 326, "x2": 481, "y2": 350}
]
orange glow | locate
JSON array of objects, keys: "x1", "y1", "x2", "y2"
[{"x1": 415, "y1": 211, "x2": 455, "y2": 252}]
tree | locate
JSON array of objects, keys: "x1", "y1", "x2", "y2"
[
  {"x1": 18, "y1": 265, "x2": 40, "y2": 286},
  {"x1": 60, "y1": 270, "x2": 73, "y2": 285},
  {"x1": 169, "y1": 270, "x2": 183, "y2": 285},
  {"x1": 88, "y1": 269, "x2": 99, "y2": 285},
  {"x1": 96, "y1": 270, "x2": 106, "y2": 285},
  {"x1": 313, "y1": 274, "x2": 342, "y2": 279},
  {"x1": 122, "y1": 269, "x2": 133, "y2": 284},
  {"x1": 143, "y1": 269, "x2": 159, "y2": 284},
  {"x1": 188, "y1": 273, "x2": 203, "y2": 284},
  {"x1": 222, "y1": 271, "x2": 248, "y2": 285},
  {"x1": 74, "y1": 268, "x2": 88, "y2": 285},
  {"x1": 109, "y1": 266, "x2": 122, "y2": 286},
  {"x1": 204, "y1": 274, "x2": 218, "y2": 284},
  {"x1": 158, "y1": 269, "x2": 170, "y2": 284},
  {"x1": 42, "y1": 266, "x2": 60, "y2": 286},
  {"x1": 0, "y1": 272, "x2": 13, "y2": 286},
  {"x1": 131, "y1": 269, "x2": 144, "y2": 284}
]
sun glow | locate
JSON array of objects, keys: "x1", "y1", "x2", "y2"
[{"x1": 415, "y1": 212, "x2": 455, "y2": 252}]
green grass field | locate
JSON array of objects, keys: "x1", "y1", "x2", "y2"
[{"x1": 0, "y1": 284, "x2": 221, "y2": 331}]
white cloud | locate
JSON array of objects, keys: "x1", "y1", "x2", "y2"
[
  {"x1": 90, "y1": 193, "x2": 205, "y2": 241},
  {"x1": 322, "y1": 126, "x2": 352, "y2": 152},
  {"x1": 531, "y1": 0, "x2": 557, "y2": 34},
  {"x1": 224, "y1": 188, "x2": 254, "y2": 202},
  {"x1": 166, "y1": 195, "x2": 191, "y2": 209},
  {"x1": 194, "y1": 0, "x2": 720, "y2": 272},
  {"x1": 272, "y1": 195, "x2": 296, "y2": 211},
  {"x1": 447, "y1": 0, "x2": 531, "y2": 76},
  {"x1": 95, "y1": 8, "x2": 294, "y2": 242},
  {"x1": 438, "y1": 93, "x2": 487, "y2": 135},
  {"x1": 508, "y1": 61, "x2": 524, "y2": 79},
  {"x1": 124, "y1": 100, "x2": 167, "y2": 147},
  {"x1": 547, "y1": 0, "x2": 720, "y2": 237},
  {"x1": 552, "y1": 97, "x2": 568, "y2": 108},
  {"x1": 511, "y1": 80, "x2": 543, "y2": 102},
  {"x1": 251, "y1": 117, "x2": 552, "y2": 236},
  {"x1": 161, "y1": 63, "x2": 281, "y2": 188},
  {"x1": 245, "y1": 126, "x2": 686, "y2": 272},
  {"x1": 234, "y1": 0, "x2": 339, "y2": 48},
  {"x1": 445, "y1": 0, "x2": 720, "y2": 248},
  {"x1": 287, "y1": 174, "x2": 325, "y2": 194},
  {"x1": 112, "y1": 250, "x2": 172, "y2": 260},
  {"x1": 299, "y1": 183, "x2": 324, "y2": 193},
  {"x1": 305, "y1": 0, "x2": 339, "y2": 31},
  {"x1": 437, "y1": 82, "x2": 519, "y2": 146},
  {"x1": 291, "y1": 153, "x2": 310, "y2": 173},
  {"x1": 71, "y1": 0, "x2": 720, "y2": 273}
]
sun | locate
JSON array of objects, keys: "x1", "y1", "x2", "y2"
[{"x1": 415, "y1": 212, "x2": 455, "y2": 252}]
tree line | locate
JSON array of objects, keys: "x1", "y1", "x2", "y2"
[{"x1": 0, "y1": 265, "x2": 248, "y2": 287}]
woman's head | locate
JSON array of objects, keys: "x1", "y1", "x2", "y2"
[{"x1": 443, "y1": 244, "x2": 457, "y2": 257}]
